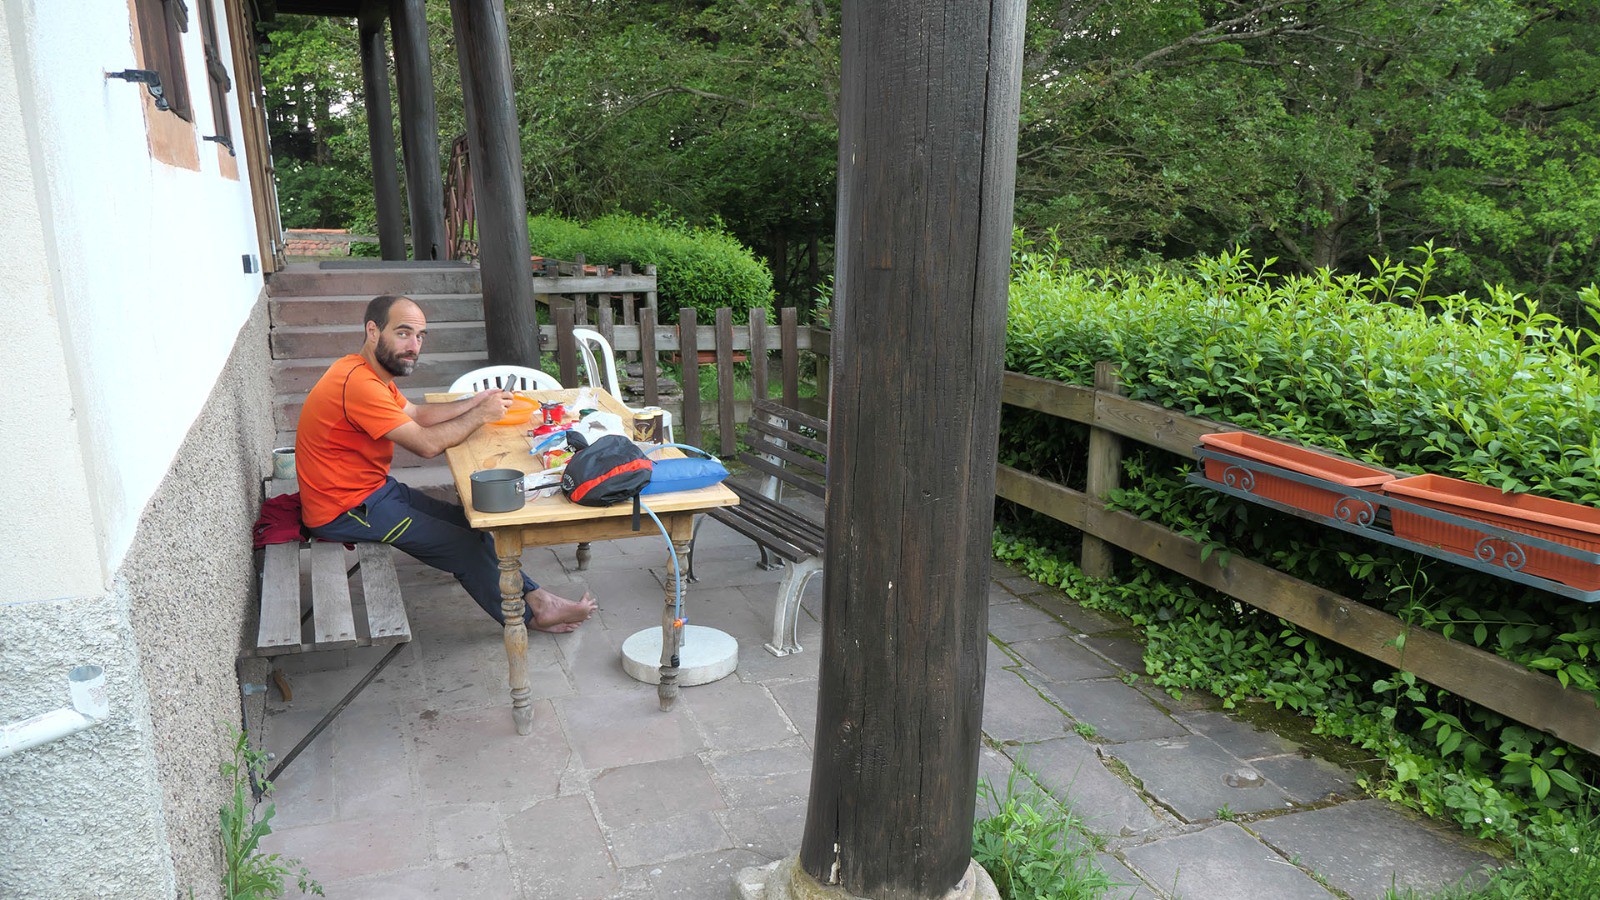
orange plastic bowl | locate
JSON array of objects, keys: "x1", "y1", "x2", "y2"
[{"x1": 492, "y1": 397, "x2": 536, "y2": 427}]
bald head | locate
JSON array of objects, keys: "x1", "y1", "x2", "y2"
[{"x1": 364, "y1": 295, "x2": 426, "y2": 378}]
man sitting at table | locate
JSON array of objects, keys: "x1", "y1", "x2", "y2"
[{"x1": 295, "y1": 294, "x2": 596, "y2": 631}]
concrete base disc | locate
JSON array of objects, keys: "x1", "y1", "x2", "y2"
[
  {"x1": 622, "y1": 625, "x2": 738, "y2": 686},
  {"x1": 735, "y1": 857, "x2": 999, "y2": 900}
]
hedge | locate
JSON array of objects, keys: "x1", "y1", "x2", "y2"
[
  {"x1": 527, "y1": 213, "x2": 774, "y2": 324},
  {"x1": 999, "y1": 241, "x2": 1600, "y2": 847}
]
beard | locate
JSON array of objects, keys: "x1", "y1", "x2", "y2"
[{"x1": 375, "y1": 336, "x2": 418, "y2": 377}]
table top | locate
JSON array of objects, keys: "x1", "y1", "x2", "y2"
[{"x1": 432, "y1": 387, "x2": 738, "y2": 530}]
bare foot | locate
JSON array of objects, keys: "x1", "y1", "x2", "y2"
[{"x1": 525, "y1": 588, "x2": 598, "y2": 633}]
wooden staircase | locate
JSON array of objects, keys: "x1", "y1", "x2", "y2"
[{"x1": 268, "y1": 261, "x2": 494, "y2": 493}]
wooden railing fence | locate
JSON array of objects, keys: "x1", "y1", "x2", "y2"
[
  {"x1": 542, "y1": 306, "x2": 829, "y2": 457},
  {"x1": 996, "y1": 368, "x2": 1600, "y2": 757}
]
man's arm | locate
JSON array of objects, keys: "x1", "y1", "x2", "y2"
[
  {"x1": 403, "y1": 389, "x2": 506, "y2": 427},
  {"x1": 386, "y1": 391, "x2": 513, "y2": 459}
]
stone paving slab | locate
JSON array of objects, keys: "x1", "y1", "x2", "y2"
[
  {"x1": 1011, "y1": 736, "x2": 1163, "y2": 837},
  {"x1": 685, "y1": 676, "x2": 801, "y2": 752},
  {"x1": 988, "y1": 599, "x2": 1073, "y2": 643},
  {"x1": 1107, "y1": 734, "x2": 1295, "y2": 821},
  {"x1": 505, "y1": 794, "x2": 620, "y2": 899},
  {"x1": 1008, "y1": 634, "x2": 1119, "y2": 682},
  {"x1": 1252, "y1": 799, "x2": 1501, "y2": 899},
  {"x1": 981, "y1": 668, "x2": 1074, "y2": 744},
  {"x1": 1040, "y1": 678, "x2": 1192, "y2": 744},
  {"x1": 1122, "y1": 823, "x2": 1334, "y2": 899}
]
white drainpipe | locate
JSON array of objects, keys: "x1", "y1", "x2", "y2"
[{"x1": 0, "y1": 665, "x2": 110, "y2": 759}]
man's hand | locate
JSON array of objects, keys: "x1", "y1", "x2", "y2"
[
  {"x1": 387, "y1": 389, "x2": 517, "y2": 459},
  {"x1": 473, "y1": 389, "x2": 515, "y2": 424}
]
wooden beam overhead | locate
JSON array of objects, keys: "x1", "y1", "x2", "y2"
[{"x1": 271, "y1": 0, "x2": 362, "y2": 17}]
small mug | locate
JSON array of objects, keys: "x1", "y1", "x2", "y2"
[{"x1": 271, "y1": 447, "x2": 296, "y2": 481}]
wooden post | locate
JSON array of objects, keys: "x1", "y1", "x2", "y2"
[
  {"x1": 449, "y1": 0, "x2": 539, "y2": 367},
  {"x1": 640, "y1": 306, "x2": 659, "y2": 405},
  {"x1": 813, "y1": 325, "x2": 831, "y2": 417},
  {"x1": 358, "y1": 2, "x2": 405, "y2": 260},
  {"x1": 390, "y1": 0, "x2": 446, "y2": 260},
  {"x1": 555, "y1": 306, "x2": 578, "y2": 387},
  {"x1": 716, "y1": 307, "x2": 736, "y2": 456},
  {"x1": 750, "y1": 307, "x2": 769, "y2": 403},
  {"x1": 678, "y1": 308, "x2": 701, "y2": 449},
  {"x1": 780, "y1": 306, "x2": 799, "y2": 410},
  {"x1": 1082, "y1": 361, "x2": 1123, "y2": 578},
  {"x1": 795, "y1": 0, "x2": 1025, "y2": 895}
]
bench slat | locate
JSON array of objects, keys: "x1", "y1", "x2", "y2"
[
  {"x1": 709, "y1": 507, "x2": 813, "y2": 562},
  {"x1": 357, "y1": 543, "x2": 411, "y2": 646},
  {"x1": 740, "y1": 453, "x2": 826, "y2": 499},
  {"x1": 745, "y1": 436, "x2": 827, "y2": 479},
  {"x1": 720, "y1": 487, "x2": 825, "y2": 558},
  {"x1": 728, "y1": 485, "x2": 827, "y2": 546},
  {"x1": 753, "y1": 399, "x2": 829, "y2": 436},
  {"x1": 748, "y1": 416, "x2": 827, "y2": 456},
  {"x1": 258, "y1": 543, "x2": 305, "y2": 655},
  {"x1": 309, "y1": 542, "x2": 360, "y2": 650}
]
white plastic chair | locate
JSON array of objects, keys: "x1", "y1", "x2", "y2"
[
  {"x1": 448, "y1": 365, "x2": 561, "y2": 394},
  {"x1": 571, "y1": 328, "x2": 675, "y2": 441}
]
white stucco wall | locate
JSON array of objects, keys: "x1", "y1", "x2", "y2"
[
  {"x1": 2, "y1": 2, "x2": 272, "y2": 896},
  {"x1": 3, "y1": 0, "x2": 265, "y2": 595}
]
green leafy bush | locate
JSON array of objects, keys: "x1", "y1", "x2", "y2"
[
  {"x1": 527, "y1": 213, "x2": 774, "y2": 324},
  {"x1": 973, "y1": 770, "x2": 1116, "y2": 899},
  {"x1": 999, "y1": 241, "x2": 1600, "y2": 848}
]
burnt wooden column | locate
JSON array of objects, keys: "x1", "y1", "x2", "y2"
[
  {"x1": 449, "y1": 0, "x2": 538, "y2": 366},
  {"x1": 792, "y1": 0, "x2": 1025, "y2": 896},
  {"x1": 358, "y1": 2, "x2": 405, "y2": 260},
  {"x1": 390, "y1": 0, "x2": 446, "y2": 260}
]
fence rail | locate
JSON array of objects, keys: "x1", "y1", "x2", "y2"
[{"x1": 997, "y1": 369, "x2": 1600, "y2": 757}]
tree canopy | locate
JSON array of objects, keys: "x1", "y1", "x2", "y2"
[{"x1": 260, "y1": 0, "x2": 1600, "y2": 315}]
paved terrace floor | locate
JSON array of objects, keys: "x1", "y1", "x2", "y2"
[{"x1": 257, "y1": 483, "x2": 1499, "y2": 899}]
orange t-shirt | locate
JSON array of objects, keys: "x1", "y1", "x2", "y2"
[{"x1": 295, "y1": 355, "x2": 413, "y2": 527}]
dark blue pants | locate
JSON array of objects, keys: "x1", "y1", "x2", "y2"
[{"x1": 308, "y1": 477, "x2": 537, "y2": 625}]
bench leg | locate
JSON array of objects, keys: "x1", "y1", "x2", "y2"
[
  {"x1": 765, "y1": 556, "x2": 823, "y2": 657},
  {"x1": 264, "y1": 642, "x2": 406, "y2": 787},
  {"x1": 756, "y1": 544, "x2": 784, "y2": 572}
]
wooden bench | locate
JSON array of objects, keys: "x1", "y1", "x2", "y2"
[
  {"x1": 697, "y1": 399, "x2": 827, "y2": 657},
  {"x1": 249, "y1": 478, "x2": 412, "y2": 782}
]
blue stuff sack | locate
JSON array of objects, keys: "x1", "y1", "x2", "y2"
[{"x1": 640, "y1": 445, "x2": 729, "y2": 495}]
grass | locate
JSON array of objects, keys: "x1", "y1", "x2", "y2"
[{"x1": 973, "y1": 766, "x2": 1120, "y2": 900}]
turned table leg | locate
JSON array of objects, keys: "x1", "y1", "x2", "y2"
[
  {"x1": 576, "y1": 540, "x2": 592, "y2": 571},
  {"x1": 496, "y1": 527, "x2": 532, "y2": 735},
  {"x1": 657, "y1": 535, "x2": 692, "y2": 710}
]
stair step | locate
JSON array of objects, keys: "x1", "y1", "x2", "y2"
[
  {"x1": 271, "y1": 321, "x2": 487, "y2": 360},
  {"x1": 270, "y1": 293, "x2": 486, "y2": 326},
  {"x1": 271, "y1": 351, "x2": 492, "y2": 396},
  {"x1": 267, "y1": 262, "x2": 482, "y2": 297}
]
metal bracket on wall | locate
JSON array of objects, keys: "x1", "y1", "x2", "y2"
[
  {"x1": 105, "y1": 69, "x2": 168, "y2": 111},
  {"x1": 203, "y1": 134, "x2": 235, "y2": 156}
]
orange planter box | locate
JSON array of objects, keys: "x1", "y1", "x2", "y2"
[
  {"x1": 1382, "y1": 474, "x2": 1600, "y2": 590},
  {"x1": 1199, "y1": 432, "x2": 1394, "y2": 520}
]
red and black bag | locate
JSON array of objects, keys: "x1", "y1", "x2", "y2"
[{"x1": 561, "y1": 433, "x2": 653, "y2": 507}]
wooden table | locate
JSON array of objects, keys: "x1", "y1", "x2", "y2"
[{"x1": 433, "y1": 388, "x2": 738, "y2": 731}]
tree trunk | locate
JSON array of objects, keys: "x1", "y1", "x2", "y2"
[{"x1": 796, "y1": 0, "x2": 1025, "y2": 896}]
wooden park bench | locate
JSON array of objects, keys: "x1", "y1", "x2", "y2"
[
  {"x1": 696, "y1": 399, "x2": 827, "y2": 658},
  {"x1": 248, "y1": 478, "x2": 411, "y2": 782}
]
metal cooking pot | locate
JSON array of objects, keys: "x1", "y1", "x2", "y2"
[{"x1": 470, "y1": 468, "x2": 526, "y2": 513}]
